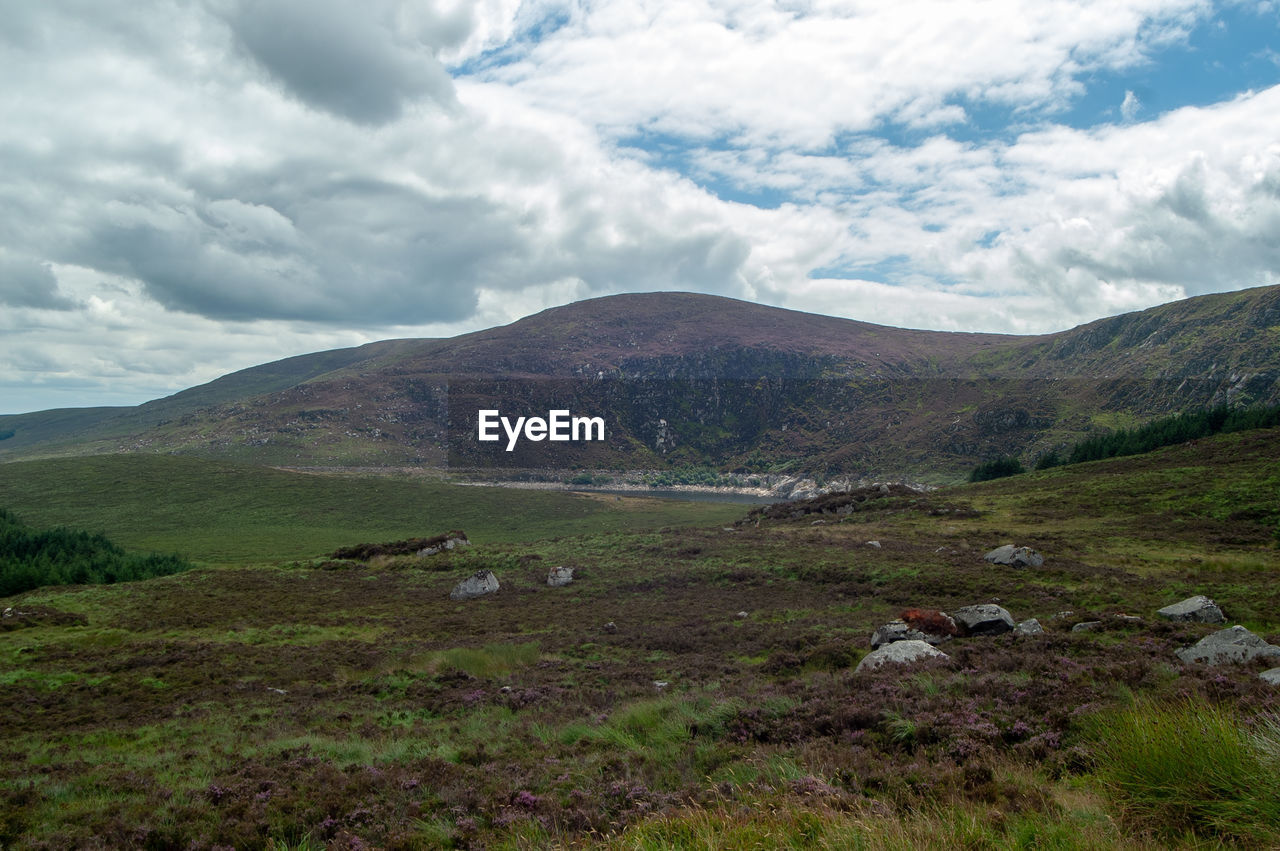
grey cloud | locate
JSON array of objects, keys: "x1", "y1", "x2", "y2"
[
  {"x1": 1049, "y1": 161, "x2": 1280, "y2": 295},
  {"x1": 220, "y1": 0, "x2": 463, "y2": 124},
  {"x1": 0, "y1": 251, "x2": 73, "y2": 310},
  {"x1": 72, "y1": 176, "x2": 544, "y2": 324}
]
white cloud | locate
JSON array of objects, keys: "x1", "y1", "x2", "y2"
[
  {"x1": 1, "y1": 0, "x2": 1278, "y2": 413},
  {"x1": 1121, "y1": 89, "x2": 1142, "y2": 120}
]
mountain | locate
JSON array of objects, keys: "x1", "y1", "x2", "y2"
[{"x1": 2, "y1": 286, "x2": 1278, "y2": 482}]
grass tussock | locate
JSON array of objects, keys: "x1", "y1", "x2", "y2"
[
  {"x1": 1087, "y1": 695, "x2": 1280, "y2": 845},
  {"x1": 409, "y1": 641, "x2": 542, "y2": 678}
]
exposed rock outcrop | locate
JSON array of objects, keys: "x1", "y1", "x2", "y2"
[
  {"x1": 1175, "y1": 625, "x2": 1280, "y2": 666},
  {"x1": 855, "y1": 640, "x2": 949, "y2": 673},
  {"x1": 984, "y1": 545, "x2": 1044, "y2": 568},
  {"x1": 450, "y1": 570, "x2": 499, "y2": 601},
  {"x1": 1157, "y1": 595, "x2": 1226, "y2": 624},
  {"x1": 951, "y1": 603, "x2": 1016, "y2": 636}
]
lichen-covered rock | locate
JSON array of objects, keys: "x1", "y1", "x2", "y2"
[
  {"x1": 871, "y1": 621, "x2": 942, "y2": 649},
  {"x1": 983, "y1": 545, "x2": 1044, "y2": 568},
  {"x1": 547, "y1": 566, "x2": 574, "y2": 587},
  {"x1": 951, "y1": 603, "x2": 1016, "y2": 636},
  {"x1": 1175, "y1": 625, "x2": 1280, "y2": 666},
  {"x1": 1157, "y1": 595, "x2": 1226, "y2": 624},
  {"x1": 855, "y1": 639, "x2": 949, "y2": 673},
  {"x1": 1014, "y1": 618, "x2": 1044, "y2": 635},
  {"x1": 450, "y1": 569, "x2": 499, "y2": 601}
]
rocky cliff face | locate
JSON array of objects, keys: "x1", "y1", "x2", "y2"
[{"x1": 3, "y1": 286, "x2": 1278, "y2": 482}]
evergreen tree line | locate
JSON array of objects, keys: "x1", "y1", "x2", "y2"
[
  {"x1": 0, "y1": 508, "x2": 192, "y2": 597},
  {"x1": 970, "y1": 402, "x2": 1280, "y2": 483}
]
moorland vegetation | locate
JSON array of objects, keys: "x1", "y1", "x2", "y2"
[{"x1": 0, "y1": 427, "x2": 1277, "y2": 847}]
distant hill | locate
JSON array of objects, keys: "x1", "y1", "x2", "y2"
[{"x1": 2, "y1": 286, "x2": 1278, "y2": 482}]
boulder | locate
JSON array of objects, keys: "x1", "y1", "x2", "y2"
[
  {"x1": 951, "y1": 603, "x2": 1016, "y2": 636},
  {"x1": 983, "y1": 545, "x2": 1044, "y2": 568},
  {"x1": 450, "y1": 570, "x2": 499, "y2": 601},
  {"x1": 870, "y1": 620, "x2": 948, "y2": 649},
  {"x1": 418, "y1": 532, "x2": 470, "y2": 556},
  {"x1": 1260, "y1": 668, "x2": 1280, "y2": 686},
  {"x1": 855, "y1": 640, "x2": 948, "y2": 673},
  {"x1": 1072, "y1": 621, "x2": 1102, "y2": 633},
  {"x1": 1157, "y1": 595, "x2": 1226, "y2": 624},
  {"x1": 1014, "y1": 618, "x2": 1044, "y2": 635},
  {"x1": 547, "y1": 566, "x2": 575, "y2": 587},
  {"x1": 1175, "y1": 625, "x2": 1280, "y2": 666}
]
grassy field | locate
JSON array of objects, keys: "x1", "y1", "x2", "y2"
[
  {"x1": 0, "y1": 431, "x2": 1278, "y2": 848},
  {"x1": 0, "y1": 455, "x2": 744, "y2": 564}
]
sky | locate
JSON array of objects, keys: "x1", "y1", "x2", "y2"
[{"x1": 2, "y1": 0, "x2": 1279, "y2": 414}]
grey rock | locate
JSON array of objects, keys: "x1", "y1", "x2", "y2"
[
  {"x1": 1157, "y1": 595, "x2": 1226, "y2": 624},
  {"x1": 450, "y1": 569, "x2": 499, "y2": 601},
  {"x1": 1175, "y1": 625, "x2": 1280, "y2": 666},
  {"x1": 866, "y1": 540, "x2": 881, "y2": 548},
  {"x1": 418, "y1": 533, "x2": 470, "y2": 556},
  {"x1": 547, "y1": 566, "x2": 575, "y2": 587},
  {"x1": 1052, "y1": 611, "x2": 1074, "y2": 620},
  {"x1": 1261, "y1": 668, "x2": 1280, "y2": 685},
  {"x1": 1072, "y1": 621, "x2": 1103, "y2": 633},
  {"x1": 870, "y1": 620, "x2": 950, "y2": 649},
  {"x1": 602, "y1": 621, "x2": 617, "y2": 634},
  {"x1": 736, "y1": 611, "x2": 750, "y2": 619},
  {"x1": 951, "y1": 603, "x2": 1016, "y2": 636},
  {"x1": 984, "y1": 545, "x2": 1044, "y2": 568},
  {"x1": 1014, "y1": 618, "x2": 1044, "y2": 635},
  {"x1": 855, "y1": 640, "x2": 949, "y2": 673}
]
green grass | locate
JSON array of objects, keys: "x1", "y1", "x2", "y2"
[
  {"x1": 1087, "y1": 696, "x2": 1280, "y2": 845},
  {"x1": 0, "y1": 454, "x2": 744, "y2": 564}
]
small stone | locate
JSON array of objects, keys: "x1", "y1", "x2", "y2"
[
  {"x1": 547, "y1": 566, "x2": 575, "y2": 587},
  {"x1": 866, "y1": 540, "x2": 881, "y2": 548},
  {"x1": 1157, "y1": 595, "x2": 1226, "y2": 624},
  {"x1": 602, "y1": 621, "x2": 617, "y2": 634},
  {"x1": 1072, "y1": 621, "x2": 1102, "y2": 633},
  {"x1": 1014, "y1": 618, "x2": 1044, "y2": 635},
  {"x1": 855, "y1": 640, "x2": 948, "y2": 673},
  {"x1": 870, "y1": 620, "x2": 933, "y2": 649},
  {"x1": 653, "y1": 680, "x2": 669, "y2": 690},
  {"x1": 267, "y1": 687, "x2": 287, "y2": 694},
  {"x1": 736, "y1": 611, "x2": 749, "y2": 619},
  {"x1": 1052, "y1": 611, "x2": 1074, "y2": 620},
  {"x1": 500, "y1": 686, "x2": 513, "y2": 694}
]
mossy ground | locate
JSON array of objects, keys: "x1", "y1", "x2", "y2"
[{"x1": 0, "y1": 430, "x2": 1278, "y2": 848}]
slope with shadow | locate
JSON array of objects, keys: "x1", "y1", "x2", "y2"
[{"x1": 2, "y1": 287, "x2": 1278, "y2": 482}]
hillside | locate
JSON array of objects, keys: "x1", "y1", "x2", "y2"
[{"x1": 2, "y1": 286, "x2": 1278, "y2": 481}]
